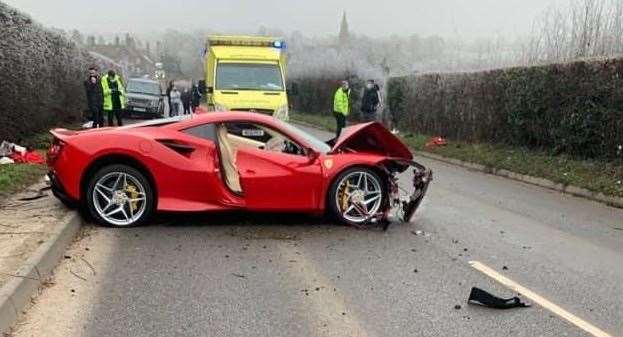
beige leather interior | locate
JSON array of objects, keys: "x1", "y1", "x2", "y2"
[
  {"x1": 227, "y1": 133, "x2": 264, "y2": 152},
  {"x1": 216, "y1": 124, "x2": 242, "y2": 193},
  {"x1": 215, "y1": 123, "x2": 295, "y2": 194}
]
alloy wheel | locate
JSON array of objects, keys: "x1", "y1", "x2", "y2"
[
  {"x1": 335, "y1": 171, "x2": 383, "y2": 223},
  {"x1": 92, "y1": 171, "x2": 147, "y2": 226}
]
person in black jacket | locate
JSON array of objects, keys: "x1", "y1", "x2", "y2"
[
  {"x1": 166, "y1": 80, "x2": 174, "y2": 117},
  {"x1": 181, "y1": 87, "x2": 192, "y2": 115},
  {"x1": 84, "y1": 67, "x2": 104, "y2": 128},
  {"x1": 361, "y1": 79, "x2": 380, "y2": 122},
  {"x1": 191, "y1": 82, "x2": 202, "y2": 112}
]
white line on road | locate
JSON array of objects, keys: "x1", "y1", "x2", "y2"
[{"x1": 469, "y1": 260, "x2": 613, "y2": 337}]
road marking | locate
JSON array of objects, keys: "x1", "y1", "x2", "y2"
[{"x1": 469, "y1": 260, "x2": 613, "y2": 337}]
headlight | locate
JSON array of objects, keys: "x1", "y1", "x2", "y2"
[
  {"x1": 273, "y1": 104, "x2": 289, "y2": 121},
  {"x1": 214, "y1": 103, "x2": 228, "y2": 112}
]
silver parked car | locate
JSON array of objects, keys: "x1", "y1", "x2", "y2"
[{"x1": 125, "y1": 78, "x2": 164, "y2": 119}]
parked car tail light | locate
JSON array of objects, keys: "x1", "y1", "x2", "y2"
[{"x1": 47, "y1": 138, "x2": 65, "y2": 166}]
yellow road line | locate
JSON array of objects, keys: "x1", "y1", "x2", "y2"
[{"x1": 469, "y1": 260, "x2": 613, "y2": 337}]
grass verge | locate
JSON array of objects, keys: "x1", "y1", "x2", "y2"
[
  {"x1": 0, "y1": 129, "x2": 55, "y2": 197},
  {"x1": 0, "y1": 163, "x2": 47, "y2": 196},
  {"x1": 290, "y1": 111, "x2": 623, "y2": 198}
]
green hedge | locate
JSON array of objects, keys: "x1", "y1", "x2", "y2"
[
  {"x1": 0, "y1": 2, "x2": 92, "y2": 143},
  {"x1": 387, "y1": 58, "x2": 623, "y2": 160},
  {"x1": 289, "y1": 74, "x2": 365, "y2": 116}
]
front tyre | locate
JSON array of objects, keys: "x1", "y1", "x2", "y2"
[
  {"x1": 328, "y1": 167, "x2": 386, "y2": 226},
  {"x1": 86, "y1": 164, "x2": 154, "y2": 227}
]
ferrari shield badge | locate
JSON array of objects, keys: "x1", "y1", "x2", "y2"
[{"x1": 323, "y1": 159, "x2": 334, "y2": 169}]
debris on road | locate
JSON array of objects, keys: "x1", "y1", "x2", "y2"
[
  {"x1": 227, "y1": 229, "x2": 300, "y2": 241},
  {"x1": 410, "y1": 230, "x2": 431, "y2": 237},
  {"x1": 467, "y1": 287, "x2": 531, "y2": 309},
  {"x1": 231, "y1": 273, "x2": 246, "y2": 279}
]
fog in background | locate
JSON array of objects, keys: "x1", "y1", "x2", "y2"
[
  {"x1": 3, "y1": 0, "x2": 567, "y2": 38},
  {"x1": 6, "y1": 0, "x2": 623, "y2": 82}
]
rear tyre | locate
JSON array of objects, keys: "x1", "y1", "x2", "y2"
[
  {"x1": 328, "y1": 167, "x2": 386, "y2": 226},
  {"x1": 85, "y1": 164, "x2": 154, "y2": 227}
]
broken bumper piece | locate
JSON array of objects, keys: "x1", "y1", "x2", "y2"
[
  {"x1": 387, "y1": 161, "x2": 433, "y2": 224},
  {"x1": 402, "y1": 162, "x2": 433, "y2": 223}
]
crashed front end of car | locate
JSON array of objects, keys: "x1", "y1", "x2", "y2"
[
  {"x1": 339, "y1": 159, "x2": 432, "y2": 229},
  {"x1": 383, "y1": 159, "x2": 433, "y2": 225},
  {"x1": 330, "y1": 122, "x2": 433, "y2": 228}
]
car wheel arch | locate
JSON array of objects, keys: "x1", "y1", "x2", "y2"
[{"x1": 80, "y1": 154, "x2": 158, "y2": 206}]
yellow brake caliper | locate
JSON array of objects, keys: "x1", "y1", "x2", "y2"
[
  {"x1": 339, "y1": 181, "x2": 351, "y2": 212},
  {"x1": 125, "y1": 184, "x2": 139, "y2": 212}
]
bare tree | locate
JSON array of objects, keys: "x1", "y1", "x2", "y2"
[{"x1": 522, "y1": 0, "x2": 623, "y2": 64}]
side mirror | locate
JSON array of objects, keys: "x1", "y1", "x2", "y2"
[
  {"x1": 207, "y1": 86, "x2": 214, "y2": 94},
  {"x1": 288, "y1": 82, "x2": 299, "y2": 96}
]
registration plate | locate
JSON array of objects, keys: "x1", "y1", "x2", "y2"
[
  {"x1": 133, "y1": 107, "x2": 146, "y2": 112},
  {"x1": 242, "y1": 129, "x2": 265, "y2": 137}
]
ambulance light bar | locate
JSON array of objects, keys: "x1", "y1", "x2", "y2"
[{"x1": 207, "y1": 36, "x2": 286, "y2": 49}]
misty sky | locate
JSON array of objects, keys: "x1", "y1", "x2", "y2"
[{"x1": 4, "y1": 0, "x2": 569, "y2": 38}]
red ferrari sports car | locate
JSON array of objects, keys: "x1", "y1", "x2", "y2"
[{"x1": 47, "y1": 112, "x2": 431, "y2": 228}]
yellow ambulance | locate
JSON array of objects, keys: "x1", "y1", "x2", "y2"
[{"x1": 203, "y1": 35, "x2": 292, "y2": 120}]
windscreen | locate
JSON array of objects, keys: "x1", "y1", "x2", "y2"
[
  {"x1": 271, "y1": 119, "x2": 332, "y2": 154},
  {"x1": 126, "y1": 81, "x2": 161, "y2": 96},
  {"x1": 216, "y1": 63, "x2": 284, "y2": 91}
]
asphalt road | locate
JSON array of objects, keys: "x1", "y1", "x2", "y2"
[{"x1": 11, "y1": 124, "x2": 623, "y2": 337}]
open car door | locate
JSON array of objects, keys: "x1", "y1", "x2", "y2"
[{"x1": 236, "y1": 147, "x2": 322, "y2": 211}]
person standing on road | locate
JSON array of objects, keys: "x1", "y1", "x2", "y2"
[
  {"x1": 333, "y1": 80, "x2": 351, "y2": 138},
  {"x1": 181, "y1": 87, "x2": 192, "y2": 115},
  {"x1": 361, "y1": 79, "x2": 380, "y2": 122},
  {"x1": 166, "y1": 81, "x2": 174, "y2": 117},
  {"x1": 170, "y1": 86, "x2": 182, "y2": 116},
  {"x1": 84, "y1": 67, "x2": 104, "y2": 128},
  {"x1": 191, "y1": 83, "x2": 202, "y2": 112},
  {"x1": 101, "y1": 70, "x2": 126, "y2": 126}
]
